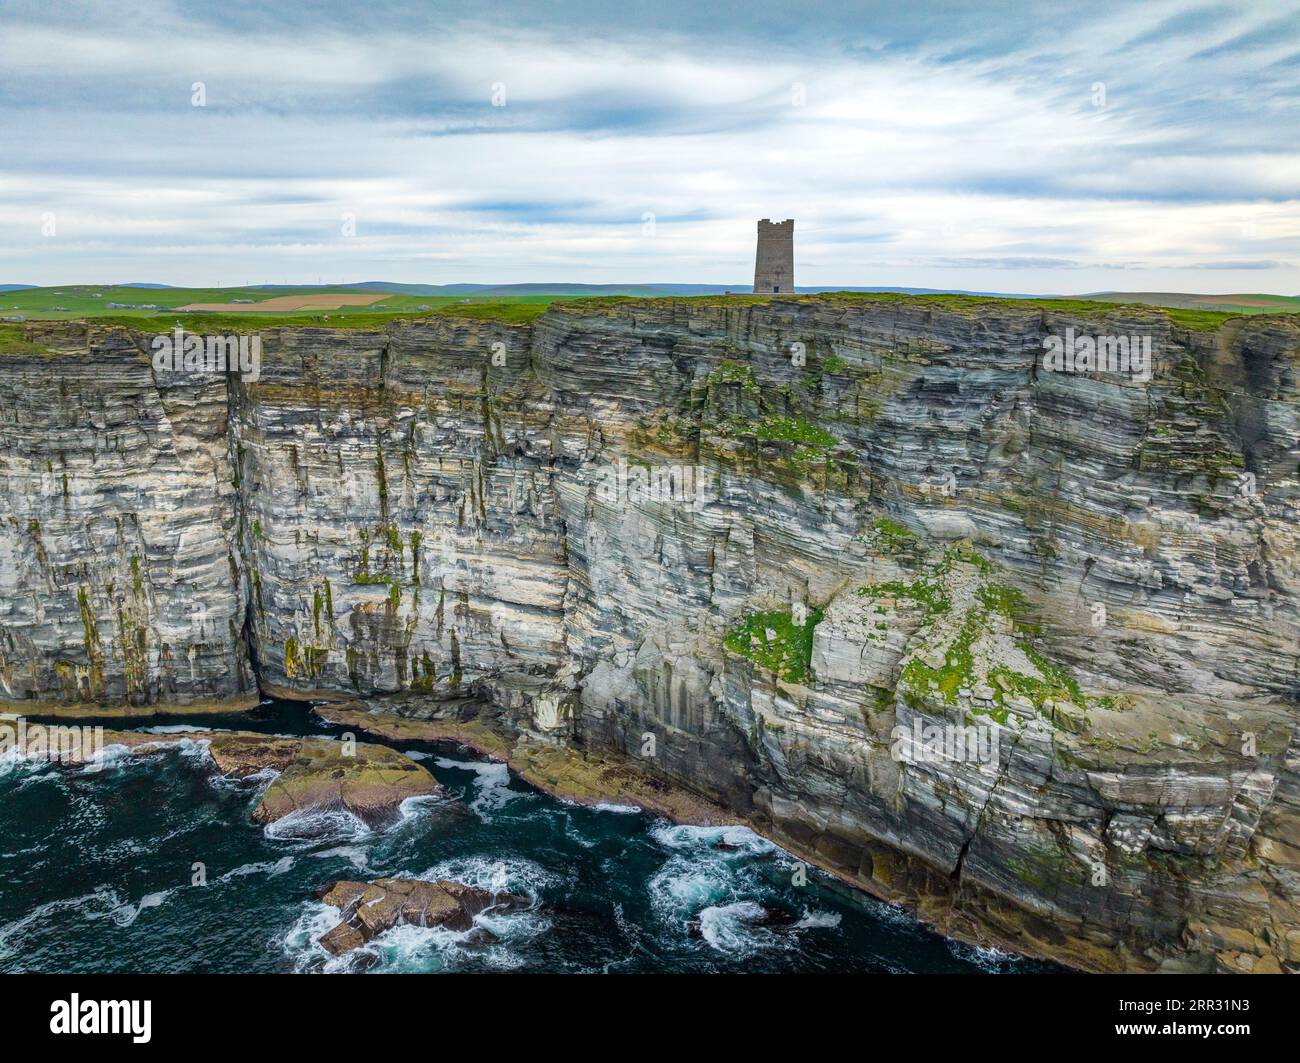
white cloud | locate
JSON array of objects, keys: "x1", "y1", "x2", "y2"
[{"x1": 0, "y1": 0, "x2": 1296, "y2": 292}]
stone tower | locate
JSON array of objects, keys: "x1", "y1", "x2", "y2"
[{"x1": 753, "y1": 218, "x2": 794, "y2": 294}]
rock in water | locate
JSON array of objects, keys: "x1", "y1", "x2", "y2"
[
  {"x1": 17, "y1": 728, "x2": 444, "y2": 828},
  {"x1": 316, "y1": 878, "x2": 529, "y2": 955},
  {"x1": 251, "y1": 739, "x2": 443, "y2": 827},
  {"x1": 206, "y1": 733, "x2": 301, "y2": 777}
]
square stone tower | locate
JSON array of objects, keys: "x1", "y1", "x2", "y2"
[{"x1": 753, "y1": 218, "x2": 794, "y2": 294}]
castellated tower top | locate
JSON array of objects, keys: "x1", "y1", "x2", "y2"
[{"x1": 753, "y1": 218, "x2": 794, "y2": 294}]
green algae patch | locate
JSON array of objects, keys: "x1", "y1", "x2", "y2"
[
  {"x1": 724, "y1": 607, "x2": 825, "y2": 684},
  {"x1": 901, "y1": 610, "x2": 983, "y2": 708},
  {"x1": 867, "y1": 516, "x2": 918, "y2": 555},
  {"x1": 711, "y1": 414, "x2": 839, "y2": 473},
  {"x1": 705, "y1": 359, "x2": 762, "y2": 395},
  {"x1": 751, "y1": 414, "x2": 837, "y2": 449}
]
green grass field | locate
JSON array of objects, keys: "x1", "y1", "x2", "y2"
[
  {"x1": 0, "y1": 285, "x2": 564, "y2": 323},
  {"x1": 1087, "y1": 291, "x2": 1300, "y2": 315},
  {"x1": 1, "y1": 285, "x2": 1296, "y2": 344}
]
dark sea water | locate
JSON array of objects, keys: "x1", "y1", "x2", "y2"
[{"x1": 0, "y1": 700, "x2": 1043, "y2": 973}]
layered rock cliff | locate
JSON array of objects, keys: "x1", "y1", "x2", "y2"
[{"x1": 2, "y1": 295, "x2": 1298, "y2": 973}]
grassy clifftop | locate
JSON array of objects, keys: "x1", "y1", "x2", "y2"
[{"x1": 1, "y1": 291, "x2": 1287, "y2": 354}]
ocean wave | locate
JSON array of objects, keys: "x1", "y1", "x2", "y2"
[
  {"x1": 109, "y1": 889, "x2": 174, "y2": 928},
  {"x1": 647, "y1": 824, "x2": 778, "y2": 923},
  {"x1": 141, "y1": 724, "x2": 217, "y2": 734},
  {"x1": 650, "y1": 823, "x2": 777, "y2": 857},
  {"x1": 946, "y1": 938, "x2": 1019, "y2": 972},
  {"x1": 218, "y1": 856, "x2": 295, "y2": 883},
  {"x1": 311, "y1": 845, "x2": 370, "y2": 870},
  {"x1": 697, "y1": 900, "x2": 778, "y2": 957},
  {"x1": 0, "y1": 886, "x2": 124, "y2": 960},
  {"x1": 433, "y1": 756, "x2": 518, "y2": 820},
  {"x1": 263, "y1": 808, "x2": 373, "y2": 845},
  {"x1": 82, "y1": 736, "x2": 212, "y2": 776},
  {"x1": 793, "y1": 908, "x2": 842, "y2": 930},
  {"x1": 0, "y1": 747, "x2": 55, "y2": 785},
  {"x1": 645, "y1": 819, "x2": 844, "y2": 960},
  {"x1": 418, "y1": 855, "x2": 559, "y2": 904},
  {"x1": 648, "y1": 853, "x2": 735, "y2": 919},
  {"x1": 397, "y1": 792, "x2": 450, "y2": 822}
]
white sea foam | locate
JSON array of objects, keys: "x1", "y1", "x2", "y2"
[
  {"x1": 397, "y1": 792, "x2": 447, "y2": 822},
  {"x1": 219, "y1": 856, "x2": 295, "y2": 882},
  {"x1": 0, "y1": 887, "x2": 123, "y2": 959},
  {"x1": 311, "y1": 845, "x2": 370, "y2": 870},
  {"x1": 650, "y1": 823, "x2": 777, "y2": 857},
  {"x1": 420, "y1": 855, "x2": 558, "y2": 903},
  {"x1": 434, "y1": 756, "x2": 518, "y2": 819},
  {"x1": 264, "y1": 807, "x2": 372, "y2": 845},
  {"x1": 0, "y1": 746, "x2": 54, "y2": 782},
  {"x1": 793, "y1": 908, "x2": 841, "y2": 930},
  {"x1": 648, "y1": 855, "x2": 733, "y2": 918},
  {"x1": 110, "y1": 889, "x2": 174, "y2": 928},
  {"x1": 592, "y1": 802, "x2": 642, "y2": 815},
  {"x1": 283, "y1": 902, "x2": 359, "y2": 973},
  {"x1": 697, "y1": 900, "x2": 772, "y2": 956},
  {"x1": 285, "y1": 878, "x2": 549, "y2": 974},
  {"x1": 647, "y1": 824, "x2": 777, "y2": 921},
  {"x1": 946, "y1": 938, "x2": 1018, "y2": 971}
]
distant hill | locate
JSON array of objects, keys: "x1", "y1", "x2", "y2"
[
  {"x1": 1086, "y1": 291, "x2": 1300, "y2": 315},
  {"x1": 279, "y1": 281, "x2": 1043, "y2": 298},
  {"x1": 2, "y1": 282, "x2": 1297, "y2": 321}
]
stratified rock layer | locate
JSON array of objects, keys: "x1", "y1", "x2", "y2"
[
  {"x1": 0, "y1": 322, "x2": 253, "y2": 708},
  {"x1": 4, "y1": 296, "x2": 1299, "y2": 972}
]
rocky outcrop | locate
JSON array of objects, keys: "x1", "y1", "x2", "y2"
[
  {"x1": 316, "y1": 877, "x2": 529, "y2": 955},
  {"x1": 53, "y1": 729, "x2": 442, "y2": 826},
  {"x1": 248, "y1": 737, "x2": 442, "y2": 826},
  {"x1": 4, "y1": 295, "x2": 1299, "y2": 971}
]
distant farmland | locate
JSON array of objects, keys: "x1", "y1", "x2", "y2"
[
  {"x1": 0, "y1": 285, "x2": 566, "y2": 322},
  {"x1": 1086, "y1": 291, "x2": 1300, "y2": 315},
  {"x1": 1, "y1": 284, "x2": 1297, "y2": 324},
  {"x1": 176, "y1": 293, "x2": 391, "y2": 312}
]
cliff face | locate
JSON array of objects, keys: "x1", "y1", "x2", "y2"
[
  {"x1": 3, "y1": 297, "x2": 1298, "y2": 972},
  {"x1": 0, "y1": 322, "x2": 253, "y2": 708}
]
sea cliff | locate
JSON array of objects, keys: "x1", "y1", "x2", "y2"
[{"x1": 3, "y1": 295, "x2": 1297, "y2": 972}]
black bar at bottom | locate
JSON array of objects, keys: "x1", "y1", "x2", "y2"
[{"x1": 1, "y1": 972, "x2": 1285, "y2": 1048}]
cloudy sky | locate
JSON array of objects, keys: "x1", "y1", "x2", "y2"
[{"x1": 0, "y1": 0, "x2": 1297, "y2": 293}]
